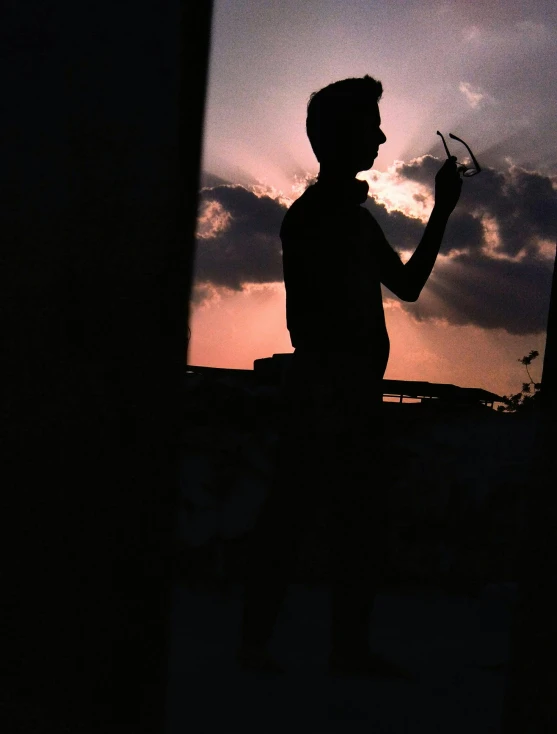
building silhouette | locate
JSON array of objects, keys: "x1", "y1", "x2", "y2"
[{"x1": 186, "y1": 353, "x2": 503, "y2": 409}]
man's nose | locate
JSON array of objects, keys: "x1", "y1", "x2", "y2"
[{"x1": 379, "y1": 129, "x2": 387, "y2": 144}]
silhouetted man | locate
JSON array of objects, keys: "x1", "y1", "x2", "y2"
[{"x1": 237, "y1": 75, "x2": 462, "y2": 677}]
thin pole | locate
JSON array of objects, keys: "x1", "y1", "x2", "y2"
[{"x1": 500, "y1": 241, "x2": 557, "y2": 732}]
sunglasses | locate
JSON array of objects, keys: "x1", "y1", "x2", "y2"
[{"x1": 436, "y1": 131, "x2": 481, "y2": 177}]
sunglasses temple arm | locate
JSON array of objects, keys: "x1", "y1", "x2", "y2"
[
  {"x1": 462, "y1": 143, "x2": 481, "y2": 172},
  {"x1": 450, "y1": 134, "x2": 482, "y2": 172},
  {"x1": 436, "y1": 131, "x2": 452, "y2": 160},
  {"x1": 468, "y1": 148, "x2": 481, "y2": 172}
]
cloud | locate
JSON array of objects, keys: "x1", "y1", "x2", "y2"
[
  {"x1": 395, "y1": 157, "x2": 557, "y2": 258},
  {"x1": 195, "y1": 161, "x2": 556, "y2": 335},
  {"x1": 200, "y1": 171, "x2": 233, "y2": 189},
  {"x1": 364, "y1": 165, "x2": 486, "y2": 256},
  {"x1": 364, "y1": 196, "x2": 427, "y2": 252},
  {"x1": 384, "y1": 157, "x2": 557, "y2": 333},
  {"x1": 459, "y1": 81, "x2": 491, "y2": 109},
  {"x1": 462, "y1": 25, "x2": 481, "y2": 43},
  {"x1": 193, "y1": 184, "x2": 286, "y2": 294},
  {"x1": 461, "y1": 17, "x2": 552, "y2": 48},
  {"x1": 407, "y1": 252, "x2": 553, "y2": 335}
]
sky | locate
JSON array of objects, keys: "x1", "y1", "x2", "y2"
[{"x1": 188, "y1": 0, "x2": 557, "y2": 399}]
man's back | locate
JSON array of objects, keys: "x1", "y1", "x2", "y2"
[{"x1": 280, "y1": 177, "x2": 391, "y2": 376}]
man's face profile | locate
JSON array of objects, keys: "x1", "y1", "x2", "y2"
[
  {"x1": 323, "y1": 101, "x2": 386, "y2": 174},
  {"x1": 352, "y1": 102, "x2": 386, "y2": 172}
]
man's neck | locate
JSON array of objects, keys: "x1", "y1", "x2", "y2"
[
  {"x1": 317, "y1": 163, "x2": 359, "y2": 185},
  {"x1": 315, "y1": 167, "x2": 369, "y2": 204}
]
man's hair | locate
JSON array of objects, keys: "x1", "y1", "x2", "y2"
[{"x1": 306, "y1": 75, "x2": 383, "y2": 162}]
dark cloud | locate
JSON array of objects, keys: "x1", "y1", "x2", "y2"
[
  {"x1": 193, "y1": 184, "x2": 286, "y2": 291},
  {"x1": 195, "y1": 163, "x2": 556, "y2": 335},
  {"x1": 363, "y1": 196, "x2": 425, "y2": 251},
  {"x1": 404, "y1": 252, "x2": 553, "y2": 335},
  {"x1": 387, "y1": 157, "x2": 557, "y2": 332},
  {"x1": 397, "y1": 157, "x2": 557, "y2": 257},
  {"x1": 364, "y1": 191, "x2": 485, "y2": 255},
  {"x1": 395, "y1": 155, "x2": 440, "y2": 187},
  {"x1": 200, "y1": 171, "x2": 233, "y2": 188}
]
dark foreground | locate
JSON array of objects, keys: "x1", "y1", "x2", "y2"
[{"x1": 164, "y1": 581, "x2": 513, "y2": 733}]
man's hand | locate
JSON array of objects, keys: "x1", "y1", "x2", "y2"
[{"x1": 434, "y1": 156, "x2": 462, "y2": 215}]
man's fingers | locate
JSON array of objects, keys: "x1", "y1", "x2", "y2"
[
  {"x1": 438, "y1": 160, "x2": 458, "y2": 180},
  {"x1": 439, "y1": 157, "x2": 457, "y2": 173}
]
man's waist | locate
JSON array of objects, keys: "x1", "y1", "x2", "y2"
[
  {"x1": 291, "y1": 329, "x2": 389, "y2": 356},
  {"x1": 293, "y1": 340, "x2": 375, "y2": 357}
]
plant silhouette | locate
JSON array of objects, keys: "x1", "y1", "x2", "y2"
[{"x1": 498, "y1": 350, "x2": 542, "y2": 414}]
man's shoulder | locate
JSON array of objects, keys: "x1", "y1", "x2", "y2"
[
  {"x1": 286, "y1": 184, "x2": 321, "y2": 214},
  {"x1": 280, "y1": 184, "x2": 320, "y2": 236}
]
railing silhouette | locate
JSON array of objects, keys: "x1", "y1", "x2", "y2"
[{"x1": 185, "y1": 354, "x2": 503, "y2": 408}]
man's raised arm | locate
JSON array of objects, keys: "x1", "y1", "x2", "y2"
[{"x1": 379, "y1": 156, "x2": 462, "y2": 302}]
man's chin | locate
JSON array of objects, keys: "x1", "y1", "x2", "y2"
[
  {"x1": 358, "y1": 160, "x2": 375, "y2": 173},
  {"x1": 365, "y1": 154, "x2": 378, "y2": 169}
]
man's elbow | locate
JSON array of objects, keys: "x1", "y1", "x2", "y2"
[
  {"x1": 383, "y1": 275, "x2": 422, "y2": 302},
  {"x1": 405, "y1": 289, "x2": 421, "y2": 302},
  {"x1": 397, "y1": 286, "x2": 421, "y2": 302}
]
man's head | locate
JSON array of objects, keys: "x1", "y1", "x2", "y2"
[{"x1": 306, "y1": 75, "x2": 386, "y2": 173}]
